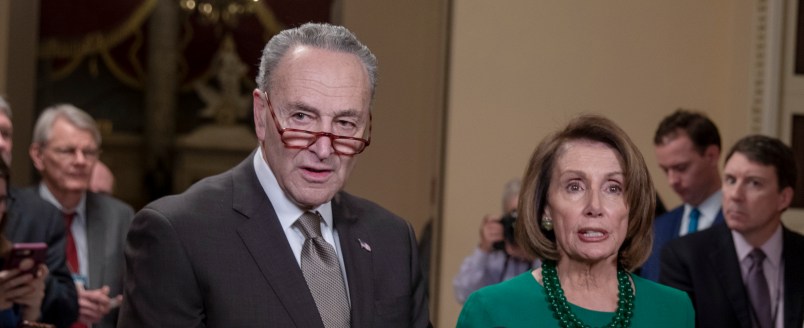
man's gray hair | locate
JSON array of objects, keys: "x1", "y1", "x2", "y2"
[
  {"x1": 32, "y1": 104, "x2": 101, "y2": 146},
  {"x1": 255, "y1": 22, "x2": 378, "y2": 99},
  {"x1": 0, "y1": 95, "x2": 11, "y2": 119},
  {"x1": 502, "y1": 178, "x2": 522, "y2": 210}
]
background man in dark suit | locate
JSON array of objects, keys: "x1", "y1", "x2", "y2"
[
  {"x1": 119, "y1": 23, "x2": 429, "y2": 327},
  {"x1": 660, "y1": 135, "x2": 804, "y2": 328},
  {"x1": 0, "y1": 96, "x2": 78, "y2": 327},
  {"x1": 640, "y1": 109, "x2": 725, "y2": 281},
  {"x1": 29, "y1": 104, "x2": 134, "y2": 328}
]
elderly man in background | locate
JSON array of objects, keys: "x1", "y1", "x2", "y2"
[{"x1": 28, "y1": 104, "x2": 133, "y2": 328}]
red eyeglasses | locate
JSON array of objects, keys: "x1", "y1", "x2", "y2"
[{"x1": 263, "y1": 91, "x2": 371, "y2": 156}]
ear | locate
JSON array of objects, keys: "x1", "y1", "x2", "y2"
[
  {"x1": 253, "y1": 89, "x2": 267, "y2": 141},
  {"x1": 777, "y1": 186, "x2": 794, "y2": 212},
  {"x1": 29, "y1": 144, "x2": 45, "y2": 171},
  {"x1": 703, "y1": 144, "x2": 721, "y2": 165}
]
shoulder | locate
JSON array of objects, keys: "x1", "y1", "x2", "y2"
[
  {"x1": 666, "y1": 223, "x2": 727, "y2": 250},
  {"x1": 633, "y1": 274, "x2": 690, "y2": 300},
  {"x1": 145, "y1": 167, "x2": 237, "y2": 218},
  {"x1": 87, "y1": 192, "x2": 134, "y2": 214},
  {"x1": 468, "y1": 271, "x2": 540, "y2": 303},
  {"x1": 334, "y1": 191, "x2": 409, "y2": 229},
  {"x1": 655, "y1": 206, "x2": 684, "y2": 225},
  {"x1": 632, "y1": 274, "x2": 695, "y2": 326},
  {"x1": 459, "y1": 272, "x2": 546, "y2": 326}
]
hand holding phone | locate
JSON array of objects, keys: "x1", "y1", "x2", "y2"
[{"x1": 3, "y1": 243, "x2": 47, "y2": 276}]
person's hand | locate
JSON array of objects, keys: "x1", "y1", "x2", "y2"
[
  {"x1": 76, "y1": 284, "x2": 122, "y2": 324},
  {"x1": 0, "y1": 259, "x2": 39, "y2": 311},
  {"x1": 14, "y1": 264, "x2": 48, "y2": 321},
  {"x1": 478, "y1": 214, "x2": 504, "y2": 252}
]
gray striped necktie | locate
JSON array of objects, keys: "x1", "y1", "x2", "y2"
[{"x1": 295, "y1": 212, "x2": 350, "y2": 328}]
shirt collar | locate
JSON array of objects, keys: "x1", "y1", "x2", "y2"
[
  {"x1": 252, "y1": 147, "x2": 333, "y2": 231},
  {"x1": 732, "y1": 224, "x2": 783, "y2": 267},
  {"x1": 687, "y1": 189, "x2": 722, "y2": 218},
  {"x1": 37, "y1": 182, "x2": 87, "y2": 222}
]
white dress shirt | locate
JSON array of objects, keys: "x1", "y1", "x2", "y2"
[{"x1": 679, "y1": 190, "x2": 722, "y2": 236}]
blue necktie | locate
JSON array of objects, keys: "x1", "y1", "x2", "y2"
[{"x1": 687, "y1": 208, "x2": 701, "y2": 234}]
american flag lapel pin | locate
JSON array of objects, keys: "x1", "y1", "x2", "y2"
[{"x1": 358, "y1": 238, "x2": 372, "y2": 252}]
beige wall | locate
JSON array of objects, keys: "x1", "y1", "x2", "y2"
[
  {"x1": 340, "y1": 0, "x2": 448, "y2": 237},
  {"x1": 438, "y1": 1, "x2": 772, "y2": 326}
]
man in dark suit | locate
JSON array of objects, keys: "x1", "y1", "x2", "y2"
[
  {"x1": 661, "y1": 135, "x2": 804, "y2": 328},
  {"x1": 640, "y1": 109, "x2": 725, "y2": 281},
  {"x1": 0, "y1": 96, "x2": 79, "y2": 327},
  {"x1": 118, "y1": 23, "x2": 429, "y2": 327},
  {"x1": 28, "y1": 104, "x2": 134, "y2": 328}
]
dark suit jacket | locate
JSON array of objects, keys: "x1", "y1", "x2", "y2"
[
  {"x1": 83, "y1": 192, "x2": 134, "y2": 328},
  {"x1": 118, "y1": 154, "x2": 430, "y2": 327},
  {"x1": 4, "y1": 187, "x2": 78, "y2": 328},
  {"x1": 640, "y1": 204, "x2": 724, "y2": 281},
  {"x1": 660, "y1": 223, "x2": 804, "y2": 328}
]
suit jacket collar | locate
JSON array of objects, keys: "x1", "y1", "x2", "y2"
[
  {"x1": 232, "y1": 153, "x2": 324, "y2": 328},
  {"x1": 708, "y1": 224, "x2": 753, "y2": 328},
  {"x1": 332, "y1": 193, "x2": 374, "y2": 328}
]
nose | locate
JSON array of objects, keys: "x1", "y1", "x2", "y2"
[
  {"x1": 73, "y1": 150, "x2": 89, "y2": 164},
  {"x1": 585, "y1": 189, "x2": 604, "y2": 218},
  {"x1": 667, "y1": 170, "x2": 681, "y2": 187},
  {"x1": 308, "y1": 135, "x2": 334, "y2": 159},
  {"x1": 725, "y1": 181, "x2": 745, "y2": 203}
]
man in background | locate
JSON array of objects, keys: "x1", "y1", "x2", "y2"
[
  {"x1": 453, "y1": 178, "x2": 538, "y2": 304},
  {"x1": 0, "y1": 96, "x2": 78, "y2": 327},
  {"x1": 28, "y1": 104, "x2": 133, "y2": 328},
  {"x1": 89, "y1": 161, "x2": 114, "y2": 195},
  {"x1": 640, "y1": 109, "x2": 725, "y2": 281},
  {"x1": 660, "y1": 135, "x2": 804, "y2": 328}
]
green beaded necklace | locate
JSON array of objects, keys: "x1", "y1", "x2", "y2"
[{"x1": 541, "y1": 260, "x2": 635, "y2": 328}]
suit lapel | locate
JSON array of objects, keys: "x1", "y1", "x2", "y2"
[
  {"x1": 713, "y1": 208, "x2": 725, "y2": 225},
  {"x1": 333, "y1": 193, "x2": 374, "y2": 328},
  {"x1": 231, "y1": 155, "x2": 323, "y2": 328},
  {"x1": 85, "y1": 193, "x2": 105, "y2": 289},
  {"x1": 709, "y1": 225, "x2": 752, "y2": 328},
  {"x1": 783, "y1": 228, "x2": 804, "y2": 328}
]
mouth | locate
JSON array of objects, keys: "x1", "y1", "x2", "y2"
[
  {"x1": 300, "y1": 166, "x2": 334, "y2": 181},
  {"x1": 578, "y1": 228, "x2": 608, "y2": 242}
]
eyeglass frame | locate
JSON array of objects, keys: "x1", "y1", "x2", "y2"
[
  {"x1": 262, "y1": 91, "x2": 372, "y2": 156},
  {"x1": 44, "y1": 145, "x2": 102, "y2": 161}
]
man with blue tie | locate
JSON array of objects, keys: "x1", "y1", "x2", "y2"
[{"x1": 640, "y1": 109, "x2": 726, "y2": 281}]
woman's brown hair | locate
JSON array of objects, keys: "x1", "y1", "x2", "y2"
[{"x1": 516, "y1": 115, "x2": 655, "y2": 271}]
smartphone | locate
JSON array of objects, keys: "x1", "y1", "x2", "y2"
[{"x1": 3, "y1": 242, "x2": 47, "y2": 276}]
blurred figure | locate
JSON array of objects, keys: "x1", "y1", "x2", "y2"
[
  {"x1": 28, "y1": 104, "x2": 133, "y2": 328},
  {"x1": 0, "y1": 159, "x2": 51, "y2": 326},
  {"x1": 661, "y1": 135, "x2": 804, "y2": 328},
  {"x1": 0, "y1": 96, "x2": 78, "y2": 327},
  {"x1": 453, "y1": 178, "x2": 538, "y2": 304},
  {"x1": 458, "y1": 115, "x2": 694, "y2": 327},
  {"x1": 89, "y1": 162, "x2": 114, "y2": 195},
  {"x1": 641, "y1": 109, "x2": 725, "y2": 281}
]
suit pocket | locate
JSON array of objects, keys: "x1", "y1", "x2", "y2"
[{"x1": 375, "y1": 294, "x2": 411, "y2": 324}]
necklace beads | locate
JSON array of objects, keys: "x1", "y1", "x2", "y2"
[{"x1": 541, "y1": 260, "x2": 634, "y2": 328}]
